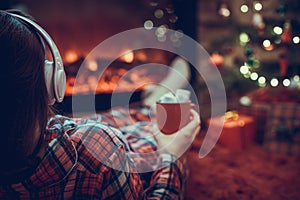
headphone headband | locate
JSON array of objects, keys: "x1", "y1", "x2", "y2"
[{"x1": 5, "y1": 11, "x2": 66, "y2": 103}]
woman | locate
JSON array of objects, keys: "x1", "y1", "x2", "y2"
[{"x1": 0, "y1": 9, "x2": 200, "y2": 199}]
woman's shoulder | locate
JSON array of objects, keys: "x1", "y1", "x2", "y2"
[
  {"x1": 46, "y1": 115, "x2": 129, "y2": 173},
  {"x1": 47, "y1": 114, "x2": 127, "y2": 147}
]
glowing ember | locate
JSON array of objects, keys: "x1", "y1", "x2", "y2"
[
  {"x1": 65, "y1": 61, "x2": 168, "y2": 96},
  {"x1": 65, "y1": 50, "x2": 79, "y2": 63},
  {"x1": 120, "y1": 51, "x2": 134, "y2": 63}
]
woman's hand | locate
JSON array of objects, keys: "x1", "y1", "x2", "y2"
[{"x1": 154, "y1": 109, "x2": 201, "y2": 158}]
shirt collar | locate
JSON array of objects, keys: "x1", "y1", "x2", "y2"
[
  {"x1": 25, "y1": 132, "x2": 77, "y2": 189},
  {"x1": 23, "y1": 116, "x2": 78, "y2": 189}
]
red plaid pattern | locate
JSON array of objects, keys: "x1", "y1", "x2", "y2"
[
  {"x1": 263, "y1": 103, "x2": 300, "y2": 155},
  {"x1": 238, "y1": 103, "x2": 269, "y2": 144},
  {"x1": 0, "y1": 106, "x2": 188, "y2": 199}
]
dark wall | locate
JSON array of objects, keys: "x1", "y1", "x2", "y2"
[{"x1": 172, "y1": 0, "x2": 198, "y2": 93}]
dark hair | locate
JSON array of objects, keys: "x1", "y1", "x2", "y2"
[{"x1": 0, "y1": 10, "x2": 50, "y2": 172}]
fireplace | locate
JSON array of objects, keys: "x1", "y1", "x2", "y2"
[
  {"x1": 6, "y1": 0, "x2": 197, "y2": 113},
  {"x1": 58, "y1": 49, "x2": 172, "y2": 113}
]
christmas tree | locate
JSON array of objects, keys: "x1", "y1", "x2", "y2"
[{"x1": 199, "y1": 0, "x2": 300, "y2": 101}]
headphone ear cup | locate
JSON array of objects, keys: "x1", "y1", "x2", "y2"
[
  {"x1": 44, "y1": 60, "x2": 55, "y2": 105},
  {"x1": 54, "y1": 67, "x2": 66, "y2": 103},
  {"x1": 7, "y1": 11, "x2": 66, "y2": 104}
]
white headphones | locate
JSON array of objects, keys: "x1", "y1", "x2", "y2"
[{"x1": 8, "y1": 12, "x2": 66, "y2": 105}]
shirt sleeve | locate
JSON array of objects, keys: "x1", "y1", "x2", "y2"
[
  {"x1": 101, "y1": 153, "x2": 187, "y2": 200},
  {"x1": 144, "y1": 153, "x2": 187, "y2": 200},
  {"x1": 69, "y1": 115, "x2": 188, "y2": 199}
]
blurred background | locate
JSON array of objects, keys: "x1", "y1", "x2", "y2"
[{"x1": 1, "y1": 0, "x2": 300, "y2": 199}]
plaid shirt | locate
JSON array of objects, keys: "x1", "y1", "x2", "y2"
[{"x1": 0, "y1": 106, "x2": 188, "y2": 199}]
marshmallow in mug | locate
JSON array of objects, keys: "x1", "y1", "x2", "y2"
[
  {"x1": 158, "y1": 92, "x2": 178, "y2": 103},
  {"x1": 175, "y1": 89, "x2": 191, "y2": 103},
  {"x1": 158, "y1": 89, "x2": 191, "y2": 103}
]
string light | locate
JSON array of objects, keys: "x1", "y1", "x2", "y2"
[
  {"x1": 239, "y1": 96, "x2": 252, "y2": 106},
  {"x1": 240, "y1": 4, "x2": 249, "y2": 13},
  {"x1": 240, "y1": 65, "x2": 249, "y2": 74},
  {"x1": 144, "y1": 0, "x2": 181, "y2": 44},
  {"x1": 149, "y1": 0, "x2": 158, "y2": 7},
  {"x1": 154, "y1": 9, "x2": 164, "y2": 19},
  {"x1": 239, "y1": 32, "x2": 250, "y2": 45},
  {"x1": 270, "y1": 78, "x2": 279, "y2": 87},
  {"x1": 250, "y1": 72, "x2": 258, "y2": 80},
  {"x1": 258, "y1": 76, "x2": 266, "y2": 84},
  {"x1": 144, "y1": 20, "x2": 154, "y2": 30},
  {"x1": 239, "y1": 66, "x2": 299, "y2": 88},
  {"x1": 253, "y1": 1, "x2": 263, "y2": 11},
  {"x1": 262, "y1": 39, "x2": 271, "y2": 48},
  {"x1": 293, "y1": 36, "x2": 300, "y2": 44},
  {"x1": 273, "y1": 26, "x2": 283, "y2": 35},
  {"x1": 262, "y1": 39, "x2": 275, "y2": 51},
  {"x1": 283, "y1": 78, "x2": 291, "y2": 87},
  {"x1": 237, "y1": 1, "x2": 299, "y2": 88},
  {"x1": 219, "y1": 3, "x2": 231, "y2": 17}
]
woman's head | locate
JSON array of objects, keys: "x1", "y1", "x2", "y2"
[{"x1": 0, "y1": 10, "x2": 50, "y2": 171}]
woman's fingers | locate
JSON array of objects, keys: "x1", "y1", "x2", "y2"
[
  {"x1": 181, "y1": 109, "x2": 201, "y2": 134},
  {"x1": 153, "y1": 109, "x2": 201, "y2": 157}
]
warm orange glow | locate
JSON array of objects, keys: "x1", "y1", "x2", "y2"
[
  {"x1": 120, "y1": 51, "x2": 134, "y2": 63},
  {"x1": 238, "y1": 120, "x2": 245, "y2": 127},
  {"x1": 65, "y1": 50, "x2": 78, "y2": 63},
  {"x1": 210, "y1": 52, "x2": 224, "y2": 67},
  {"x1": 65, "y1": 66, "x2": 167, "y2": 95},
  {"x1": 264, "y1": 44, "x2": 275, "y2": 51},
  {"x1": 224, "y1": 111, "x2": 239, "y2": 121},
  {"x1": 87, "y1": 60, "x2": 98, "y2": 71},
  {"x1": 135, "y1": 51, "x2": 148, "y2": 62},
  {"x1": 65, "y1": 77, "x2": 75, "y2": 96}
]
